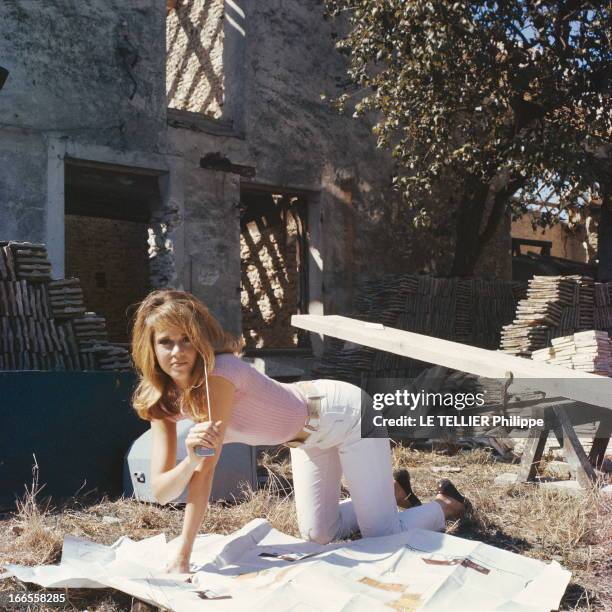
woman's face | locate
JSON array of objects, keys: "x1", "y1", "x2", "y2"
[{"x1": 153, "y1": 325, "x2": 197, "y2": 389}]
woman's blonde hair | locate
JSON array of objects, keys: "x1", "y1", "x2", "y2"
[{"x1": 131, "y1": 289, "x2": 243, "y2": 421}]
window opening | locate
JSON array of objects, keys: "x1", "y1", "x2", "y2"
[{"x1": 240, "y1": 188, "x2": 309, "y2": 350}]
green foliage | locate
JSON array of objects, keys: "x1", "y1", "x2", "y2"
[{"x1": 325, "y1": 0, "x2": 611, "y2": 273}]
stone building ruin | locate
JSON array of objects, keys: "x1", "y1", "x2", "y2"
[{"x1": 0, "y1": 0, "x2": 512, "y2": 371}]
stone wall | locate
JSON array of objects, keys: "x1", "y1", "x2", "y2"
[
  {"x1": 239, "y1": 1, "x2": 422, "y2": 311},
  {"x1": 168, "y1": 0, "x2": 516, "y2": 343},
  {"x1": 166, "y1": 0, "x2": 224, "y2": 117},
  {"x1": 166, "y1": 126, "x2": 245, "y2": 335},
  {"x1": 65, "y1": 215, "x2": 150, "y2": 343},
  {"x1": 0, "y1": 0, "x2": 167, "y2": 248},
  {"x1": 0, "y1": 0, "x2": 519, "y2": 362},
  {"x1": 0, "y1": 1, "x2": 166, "y2": 151},
  {"x1": 512, "y1": 213, "x2": 596, "y2": 263},
  {"x1": 0, "y1": 134, "x2": 47, "y2": 242}
]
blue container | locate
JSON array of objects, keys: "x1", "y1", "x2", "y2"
[{"x1": 0, "y1": 371, "x2": 146, "y2": 509}]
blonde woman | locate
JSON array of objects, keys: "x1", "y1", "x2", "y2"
[{"x1": 131, "y1": 290, "x2": 467, "y2": 573}]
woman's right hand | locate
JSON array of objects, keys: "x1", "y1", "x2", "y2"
[
  {"x1": 185, "y1": 420, "x2": 222, "y2": 462},
  {"x1": 164, "y1": 550, "x2": 191, "y2": 574}
]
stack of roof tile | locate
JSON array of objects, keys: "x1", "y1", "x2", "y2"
[
  {"x1": 314, "y1": 274, "x2": 527, "y2": 384},
  {"x1": 0, "y1": 241, "x2": 132, "y2": 372},
  {"x1": 500, "y1": 275, "x2": 611, "y2": 357},
  {"x1": 531, "y1": 330, "x2": 612, "y2": 376}
]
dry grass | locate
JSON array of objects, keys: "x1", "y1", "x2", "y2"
[{"x1": 1, "y1": 447, "x2": 610, "y2": 611}]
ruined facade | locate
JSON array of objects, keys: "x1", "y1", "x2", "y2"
[
  {"x1": 0, "y1": 1, "x2": 178, "y2": 344},
  {"x1": 512, "y1": 210, "x2": 599, "y2": 264},
  {"x1": 0, "y1": 1, "x2": 512, "y2": 365}
]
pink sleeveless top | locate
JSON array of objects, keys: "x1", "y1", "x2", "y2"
[{"x1": 163, "y1": 353, "x2": 308, "y2": 446}]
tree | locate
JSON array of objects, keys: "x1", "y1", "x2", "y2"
[{"x1": 325, "y1": 1, "x2": 611, "y2": 275}]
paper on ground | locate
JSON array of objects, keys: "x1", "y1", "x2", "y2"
[{"x1": 1, "y1": 518, "x2": 570, "y2": 611}]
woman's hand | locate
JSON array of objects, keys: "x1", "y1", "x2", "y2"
[
  {"x1": 164, "y1": 550, "x2": 192, "y2": 574},
  {"x1": 185, "y1": 420, "x2": 223, "y2": 462}
]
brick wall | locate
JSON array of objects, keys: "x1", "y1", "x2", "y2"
[
  {"x1": 166, "y1": 0, "x2": 224, "y2": 117},
  {"x1": 65, "y1": 215, "x2": 150, "y2": 343}
]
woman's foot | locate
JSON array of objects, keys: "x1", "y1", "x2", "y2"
[
  {"x1": 434, "y1": 478, "x2": 468, "y2": 521},
  {"x1": 393, "y1": 469, "x2": 422, "y2": 509}
]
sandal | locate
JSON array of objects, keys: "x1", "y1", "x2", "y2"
[
  {"x1": 437, "y1": 478, "x2": 471, "y2": 512},
  {"x1": 393, "y1": 468, "x2": 422, "y2": 507}
]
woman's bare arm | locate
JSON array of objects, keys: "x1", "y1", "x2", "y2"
[
  {"x1": 172, "y1": 376, "x2": 236, "y2": 567},
  {"x1": 149, "y1": 418, "x2": 203, "y2": 505}
]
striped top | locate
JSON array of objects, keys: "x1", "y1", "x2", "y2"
[{"x1": 164, "y1": 353, "x2": 308, "y2": 445}]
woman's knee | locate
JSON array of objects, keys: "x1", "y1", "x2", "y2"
[{"x1": 299, "y1": 524, "x2": 336, "y2": 545}]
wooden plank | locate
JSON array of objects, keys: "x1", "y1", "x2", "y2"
[
  {"x1": 292, "y1": 314, "x2": 612, "y2": 410},
  {"x1": 517, "y1": 430, "x2": 550, "y2": 482},
  {"x1": 588, "y1": 419, "x2": 612, "y2": 468}
]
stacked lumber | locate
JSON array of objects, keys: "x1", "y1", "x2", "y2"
[
  {"x1": 314, "y1": 274, "x2": 527, "y2": 383},
  {"x1": 501, "y1": 275, "x2": 611, "y2": 357},
  {"x1": 532, "y1": 330, "x2": 612, "y2": 376},
  {"x1": 0, "y1": 241, "x2": 132, "y2": 372}
]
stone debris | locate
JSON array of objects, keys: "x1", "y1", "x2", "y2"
[
  {"x1": 430, "y1": 466, "x2": 462, "y2": 473},
  {"x1": 0, "y1": 241, "x2": 132, "y2": 372}
]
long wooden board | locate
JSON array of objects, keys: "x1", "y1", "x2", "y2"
[{"x1": 292, "y1": 314, "x2": 612, "y2": 410}]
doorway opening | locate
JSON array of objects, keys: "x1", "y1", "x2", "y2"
[
  {"x1": 240, "y1": 187, "x2": 310, "y2": 351},
  {"x1": 64, "y1": 160, "x2": 162, "y2": 344}
]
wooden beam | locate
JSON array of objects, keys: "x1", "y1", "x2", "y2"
[
  {"x1": 552, "y1": 405, "x2": 599, "y2": 486},
  {"x1": 291, "y1": 314, "x2": 612, "y2": 410},
  {"x1": 517, "y1": 429, "x2": 550, "y2": 482}
]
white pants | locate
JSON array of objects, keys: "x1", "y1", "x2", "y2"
[{"x1": 290, "y1": 379, "x2": 445, "y2": 544}]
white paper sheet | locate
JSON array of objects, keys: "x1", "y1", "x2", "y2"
[{"x1": 1, "y1": 518, "x2": 571, "y2": 611}]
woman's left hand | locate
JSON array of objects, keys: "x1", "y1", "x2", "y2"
[{"x1": 185, "y1": 420, "x2": 222, "y2": 461}]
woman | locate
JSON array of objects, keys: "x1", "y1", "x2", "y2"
[{"x1": 131, "y1": 289, "x2": 467, "y2": 573}]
